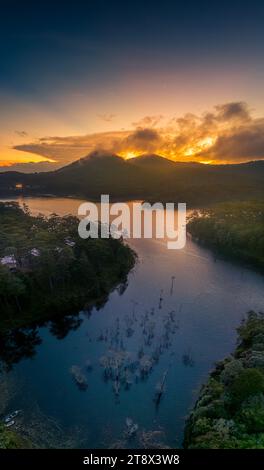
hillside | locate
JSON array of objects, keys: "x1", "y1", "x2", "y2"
[{"x1": 0, "y1": 153, "x2": 264, "y2": 205}]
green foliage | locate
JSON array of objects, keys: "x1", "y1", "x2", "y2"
[
  {"x1": 229, "y1": 369, "x2": 264, "y2": 406},
  {"x1": 0, "y1": 202, "x2": 135, "y2": 331},
  {"x1": 237, "y1": 311, "x2": 264, "y2": 349},
  {"x1": 184, "y1": 312, "x2": 264, "y2": 449},
  {"x1": 0, "y1": 423, "x2": 30, "y2": 448},
  {"x1": 238, "y1": 395, "x2": 264, "y2": 433},
  {"x1": 188, "y1": 202, "x2": 264, "y2": 270},
  {"x1": 220, "y1": 359, "x2": 244, "y2": 385}
]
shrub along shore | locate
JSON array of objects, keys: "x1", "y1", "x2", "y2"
[{"x1": 184, "y1": 311, "x2": 264, "y2": 448}]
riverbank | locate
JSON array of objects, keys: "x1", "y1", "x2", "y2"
[
  {"x1": 188, "y1": 202, "x2": 264, "y2": 272},
  {"x1": 184, "y1": 311, "x2": 264, "y2": 448},
  {"x1": 0, "y1": 201, "x2": 136, "y2": 332},
  {"x1": 0, "y1": 423, "x2": 31, "y2": 449}
]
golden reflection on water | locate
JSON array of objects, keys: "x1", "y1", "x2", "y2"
[{"x1": 8, "y1": 196, "x2": 184, "y2": 246}]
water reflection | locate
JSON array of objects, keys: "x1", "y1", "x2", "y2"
[
  {"x1": 0, "y1": 278, "x2": 129, "y2": 369},
  {"x1": 0, "y1": 197, "x2": 264, "y2": 448},
  {"x1": 0, "y1": 328, "x2": 42, "y2": 371},
  {"x1": 49, "y1": 315, "x2": 83, "y2": 340}
]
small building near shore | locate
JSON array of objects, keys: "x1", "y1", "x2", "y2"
[{"x1": 0, "y1": 254, "x2": 17, "y2": 269}]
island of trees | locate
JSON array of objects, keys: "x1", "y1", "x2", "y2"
[
  {"x1": 184, "y1": 311, "x2": 264, "y2": 448},
  {"x1": 0, "y1": 201, "x2": 135, "y2": 331}
]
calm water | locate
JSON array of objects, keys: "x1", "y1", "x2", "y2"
[{"x1": 1, "y1": 197, "x2": 264, "y2": 448}]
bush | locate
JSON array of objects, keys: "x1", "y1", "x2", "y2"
[
  {"x1": 229, "y1": 369, "x2": 264, "y2": 406},
  {"x1": 184, "y1": 313, "x2": 264, "y2": 449},
  {"x1": 220, "y1": 359, "x2": 244, "y2": 385},
  {"x1": 238, "y1": 394, "x2": 264, "y2": 433}
]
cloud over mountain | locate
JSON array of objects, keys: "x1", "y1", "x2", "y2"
[
  {"x1": 199, "y1": 119, "x2": 264, "y2": 160},
  {"x1": 11, "y1": 101, "x2": 264, "y2": 170}
]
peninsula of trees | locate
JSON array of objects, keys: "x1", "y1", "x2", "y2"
[{"x1": 0, "y1": 202, "x2": 135, "y2": 331}]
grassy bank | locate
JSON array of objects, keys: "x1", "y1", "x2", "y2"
[
  {"x1": 188, "y1": 202, "x2": 264, "y2": 271},
  {"x1": 184, "y1": 311, "x2": 264, "y2": 448}
]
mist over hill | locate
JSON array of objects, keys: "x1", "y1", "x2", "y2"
[{"x1": 0, "y1": 152, "x2": 264, "y2": 206}]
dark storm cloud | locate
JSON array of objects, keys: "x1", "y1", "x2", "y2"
[
  {"x1": 128, "y1": 128, "x2": 160, "y2": 142},
  {"x1": 123, "y1": 128, "x2": 162, "y2": 152},
  {"x1": 200, "y1": 120, "x2": 264, "y2": 161},
  {"x1": 214, "y1": 102, "x2": 251, "y2": 122}
]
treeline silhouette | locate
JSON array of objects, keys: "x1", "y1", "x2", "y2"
[{"x1": 1, "y1": 153, "x2": 264, "y2": 205}]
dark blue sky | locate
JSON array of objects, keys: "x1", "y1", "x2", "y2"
[
  {"x1": 1, "y1": 0, "x2": 264, "y2": 95},
  {"x1": 1, "y1": 0, "x2": 264, "y2": 167}
]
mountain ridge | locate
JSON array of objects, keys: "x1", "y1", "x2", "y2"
[{"x1": 0, "y1": 152, "x2": 264, "y2": 206}]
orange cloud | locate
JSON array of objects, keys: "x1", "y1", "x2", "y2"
[{"x1": 10, "y1": 101, "x2": 264, "y2": 169}]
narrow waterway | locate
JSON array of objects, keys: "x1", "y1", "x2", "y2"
[{"x1": 1, "y1": 197, "x2": 264, "y2": 448}]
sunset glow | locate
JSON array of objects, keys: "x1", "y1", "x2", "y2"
[
  {"x1": 118, "y1": 150, "x2": 146, "y2": 160},
  {"x1": 0, "y1": 148, "x2": 55, "y2": 166},
  {"x1": 1, "y1": 2, "x2": 264, "y2": 172},
  {"x1": 1, "y1": 1, "x2": 264, "y2": 456}
]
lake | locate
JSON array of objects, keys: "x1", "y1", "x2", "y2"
[{"x1": 1, "y1": 197, "x2": 264, "y2": 448}]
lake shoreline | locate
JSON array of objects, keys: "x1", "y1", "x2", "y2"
[
  {"x1": 184, "y1": 312, "x2": 264, "y2": 449},
  {"x1": 187, "y1": 202, "x2": 264, "y2": 275},
  {"x1": 0, "y1": 202, "x2": 136, "y2": 333},
  {"x1": 1, "y1": 197, "x2": 264, "y2": 449}
]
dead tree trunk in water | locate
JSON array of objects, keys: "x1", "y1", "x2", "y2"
[{"x1": 155, "y1": 369, "x2": 168, "y2": 406}]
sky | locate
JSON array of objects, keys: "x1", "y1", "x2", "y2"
[{"x1": 1, "y1": 0, "x2": 264, "y2": 170}]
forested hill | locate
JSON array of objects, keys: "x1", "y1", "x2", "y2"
[{"x1": 1, "y1": 153, "x2": 264, "y2": 205}]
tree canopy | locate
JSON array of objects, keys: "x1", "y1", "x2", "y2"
[{"x1": 0, "y1": 202, "x2": 135, "y2": 331}]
